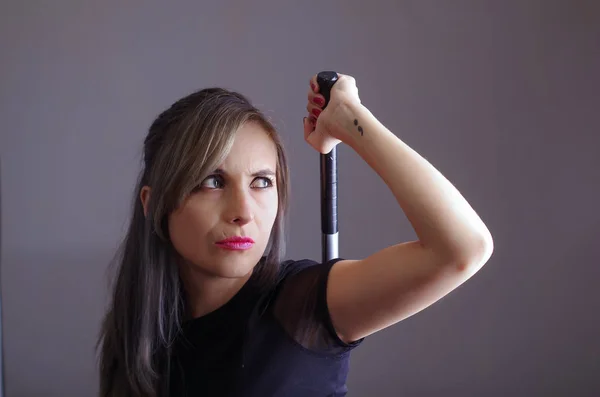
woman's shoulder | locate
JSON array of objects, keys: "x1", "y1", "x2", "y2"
[
  {"x1": 277, "y1": 258, "x2": 317, "y2": 280},
  {"x1": 267, "y1": 257, "x2": 362, "y2": 354},
  {"x1": 277, "y1": 257, "x2": 344, "y2": 283},
  {"x1": 272, "y1": 257, "x2": 346, "y2": 308}
]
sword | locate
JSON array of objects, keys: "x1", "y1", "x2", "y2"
[{"x1": 316, "y1": 71, "x2": 340, "y2": 264}]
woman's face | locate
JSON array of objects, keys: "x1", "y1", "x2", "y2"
[{"x1": 168, "y1": 122, "x2": 279, "y2": 279}]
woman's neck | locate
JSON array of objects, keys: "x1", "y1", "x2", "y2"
[{"x1": 180, "y1": 265, "x2": 253, "y2": 319}]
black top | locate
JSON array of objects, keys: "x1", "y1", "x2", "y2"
[{"x1": 168, "y1": 258, "x2": 364, "y2": 396}]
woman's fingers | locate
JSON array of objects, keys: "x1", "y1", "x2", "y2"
[
  {"x1": 303, "y1": 116, "x2": 316, "y2": 141},
  {"x1": 310, "y1": 75, "x2": 319, "y2": 94}
]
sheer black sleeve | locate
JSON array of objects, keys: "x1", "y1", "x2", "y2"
[{"x1": 271, "y1": 258, "x2": 365, "y2": 355}]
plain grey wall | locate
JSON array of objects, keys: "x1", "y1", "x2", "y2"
[{"x1": 1, "y1": 1, "x2": 599, "y2": 396}]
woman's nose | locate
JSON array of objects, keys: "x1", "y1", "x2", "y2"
[{"x1": 225, "y1": 190, "x2": 254, "y2": 225}]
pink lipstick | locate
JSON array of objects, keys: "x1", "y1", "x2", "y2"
[{"x1": 215, "y1": 236, "x2": 255, "y2": 250}]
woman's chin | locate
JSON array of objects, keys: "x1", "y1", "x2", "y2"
[{"x1": 204, "y1": 253, "x2": 262, "y2": 279}]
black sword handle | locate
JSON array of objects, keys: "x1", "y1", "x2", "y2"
[{"x1": 317, "y1": 71, "x2": 340, "y2": 263}]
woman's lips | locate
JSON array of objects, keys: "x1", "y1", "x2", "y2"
[{"x1": 215, "y1": 236, "x2": 255, "y2": 250}]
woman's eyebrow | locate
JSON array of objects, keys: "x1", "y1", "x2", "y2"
[
  {"x1": 212, "y1": 168, "x2": 276, "y2": 177},
  {"x1": 251, "y1": 169, "x2": 276, "y2": 177}
]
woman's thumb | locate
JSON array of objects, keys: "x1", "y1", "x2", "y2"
[{"x1": 303, "y1": 116, "x2": 315, "y2": 142}]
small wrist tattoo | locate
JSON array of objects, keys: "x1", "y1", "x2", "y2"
[{"x1": 353, "y1": 119, "x2": 364, "y2": 136}]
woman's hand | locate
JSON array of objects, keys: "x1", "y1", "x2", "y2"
[{"x1": 303, "y1": 72, "x2": 362, "y2": 154}]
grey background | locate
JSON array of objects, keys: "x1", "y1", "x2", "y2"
[{"x1": 1, "y1": 1, "x2": 599, "y2": 396}]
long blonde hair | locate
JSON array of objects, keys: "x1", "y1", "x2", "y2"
[{"x1": 96, "y1": 88, "x2": 290, "y2": 396}]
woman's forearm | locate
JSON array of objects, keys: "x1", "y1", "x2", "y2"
[{"x1": 333, "y1": 101, "x2": 493, "y2": 265}]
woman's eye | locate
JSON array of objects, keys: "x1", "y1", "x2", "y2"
[
  {"x1": 195, "y1": 175, "x2": 273, "y2": 191},
  {"x1": 200, "y1": 175, "x2": 224, "y2": 189},
  {"x1": 252, "y1": 177, "x2": 274, "y2": 189}
]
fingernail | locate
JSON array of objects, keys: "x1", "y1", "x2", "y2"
[
  {"x1": 310, "y1": 82, "x2": 316, "y2": 92},
  {"x1": 312, "y1": 108, "x2": 322, "y2": 117},
  {"x1": 309, "y1": 116, "x2": 316, "y2": 131},
  {"x1": 313, "y1": 96, "x2": 324, "y2": 106}
]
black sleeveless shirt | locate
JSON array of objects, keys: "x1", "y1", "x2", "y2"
[{"x1": 168, "y1": 258, "x2": 364, "y2": 396}]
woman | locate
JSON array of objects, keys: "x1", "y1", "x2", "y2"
[{"x1": 97, "y1": 72, "x2": 494, "y2": 396}]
